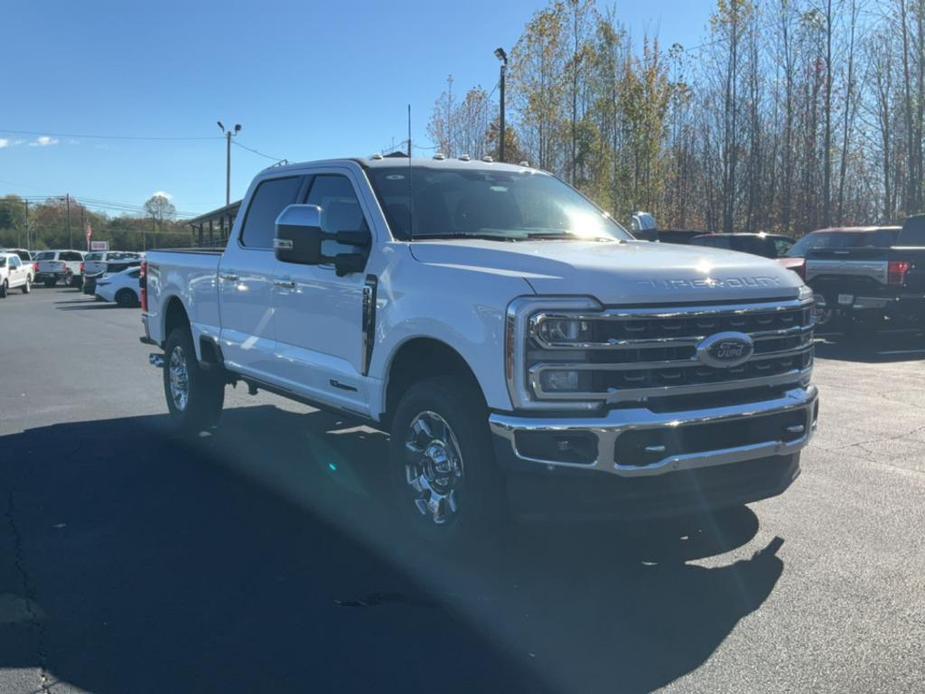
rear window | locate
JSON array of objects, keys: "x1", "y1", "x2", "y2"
[
  {"x1": 13, "y1": 250, "x2": 31, "y2": 261},
  {"x1": 34, "y1": 251, "x2": 55, "y2": 260},
  {"x1": 240, "y1": 176, "x2": 303, "y2": 248},
  {"x1": 788, "y1": 230, "x2": 897, "y2": 256},
  {"x1": 85, "y1": 253, "x2": 104, "y2": 261},
  {"x1": 59, "y1": 251, "x2": 83, "y2": 261}
]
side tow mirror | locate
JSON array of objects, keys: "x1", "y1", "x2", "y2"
[{"x1": 274, "y1": 204, "x2": 325, "y2": 265}]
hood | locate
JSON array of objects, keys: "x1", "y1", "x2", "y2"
[{"x1": 409, "y1": 239, "x2": 804, "y2": 304}]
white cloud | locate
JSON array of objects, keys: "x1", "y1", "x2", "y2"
[
  {"x1": 30, "y1": 135, "x2": 59, "y2": 147},
  {"x1": 0, "y1": 138, "x2": 9, "y2": 149},
  {"x1": 151, "y1": 191, "x2": 173, "y2": 200}
]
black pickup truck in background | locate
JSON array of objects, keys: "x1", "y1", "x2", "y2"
[{"x1": 804, "y1": 220, "x2": 925, "y2": 332}]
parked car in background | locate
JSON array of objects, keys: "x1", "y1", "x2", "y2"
[
  {"x1": 800, "y1": 223, "x2": 922, "y2": 332},
  {"x1": 94, "y1": 266, "x2": 142, "y2": 307},
  {"x1": 0, "y1": 252, "x2": 32, "y2": 297},
  {"x1": 82, "y1": 252, "x2": 144, "y2": 295},
  {"x1": 33, "y1": 250, "x2": 85, "y2": 287},
  {"x1": 690, "y1": 233, "x2": 794, "y2": 259},
  {"x1": 0, "y1": 249, "x2": 35, "y2": 283}
]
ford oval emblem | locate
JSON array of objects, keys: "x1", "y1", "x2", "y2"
[{"x1": 696, "y1": 332, "x2": 754, "y2": 368}]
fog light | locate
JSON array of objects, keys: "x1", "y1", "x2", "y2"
[{"x1": 541, "y1": 369, "x2": 580, "y2": 392}]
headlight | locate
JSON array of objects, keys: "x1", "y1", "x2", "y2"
[
  {"x1": 533, "y1": 315, "x2": 593, "y2": 346},
  {"x1": 506, "y1": 296, "x2": 602, "y2": 411},
  {"x1": 798, "y1": 284, "x2": 814, "y2": 302}
]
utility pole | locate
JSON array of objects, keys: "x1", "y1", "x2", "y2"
[
  {"x1": 65, "y1": 194, "x2": 72, "y2": 248},
  {"x1": 23, "y1": 199, "x2": 29, "y2": 250},
  {"x1": 495, "y1": 48, "x2": 508, "y2": 162},
  {"x1": 217, "y1": 121, "x2": 242, "y2": 206}
]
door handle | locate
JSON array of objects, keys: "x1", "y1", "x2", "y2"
[
  {"x1": 219, "y1": 273, "x2": 239, "y2": 282},
  {"x1": 273, "y1": 279, "x2": 296, "y2": 289}
]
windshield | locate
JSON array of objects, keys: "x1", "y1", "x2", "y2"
[{"x1": 367, "y1": 166, "x2": 631, "y2": 242}]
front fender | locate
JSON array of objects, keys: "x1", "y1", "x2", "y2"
[{"x1": 367, "y1": 252, "x2": 535, "y2": 415}]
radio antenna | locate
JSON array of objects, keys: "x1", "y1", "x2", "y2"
[{"x1": 407, "y1": 104, "x2": 414, "y2": 240}]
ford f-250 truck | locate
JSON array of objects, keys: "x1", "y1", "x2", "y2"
[{"x1": 141, "y1": 157, "x2": 818, "y2": 540}]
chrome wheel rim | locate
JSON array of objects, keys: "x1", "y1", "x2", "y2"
[
  {"x1": 168, "y1": 346, "x2": 190, "y2": 412},
  {"x1": 404, "y1": 411, "x2": 464, "y2": 525}
]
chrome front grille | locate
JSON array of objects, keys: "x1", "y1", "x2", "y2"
[{"x1": 528, "y1": 299, "x2": 814, "y2": 403}]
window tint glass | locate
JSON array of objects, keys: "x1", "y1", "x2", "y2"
[
  {"x1": 897, "y1": 218, "x2": 925, "y2": 245},
  {"x1": 240, "y1": 176, "x2": 302, "y2": 248},
  {"x1": 305, "y1": 175, "x2": 369, "y2": 234},
  {"x1": 773, "y1": 238, "x2": 794, "y2": 257},
  {"x1": 85, "y1": 253, "x2": 104, "y2": 261},
  {"x1": 0, "y1": 257, "x2": 6, "y2": 267},
  {"x1": 34, "y1": 252, "x2": 55, "y2": 260},
  {"x1": 60, "y1": 251, "x2": 82, "y2": 261}
]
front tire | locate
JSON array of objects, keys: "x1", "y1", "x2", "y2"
[
  {"x1": 0, "y1": 281, "x2": 7, "y2": 298},
  {"x1": 389, "y1": 376, "x2": 506, "y2": 544},
  {"x1": 163, "y1": 327, "x2": 225, "y2": 434}
]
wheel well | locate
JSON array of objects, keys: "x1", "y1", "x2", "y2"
[
  {"x1": 383, "y1": 338, "x2": 484, "y2": 427},
  {"x1": 163, "y1": 297, "x2": 190, "y2": 343}
]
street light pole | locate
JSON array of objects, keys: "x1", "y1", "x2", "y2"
[
  {"x1": 217, "y1": 121, "x2": 242, "y2": 206},
  {"x1": 495, "y1": 48, "x2": 508, "y2": 163}
]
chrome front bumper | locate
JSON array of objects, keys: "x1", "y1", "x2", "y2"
[{"x1": 489, "y1": 386, "x2": 818, "y2": 478}]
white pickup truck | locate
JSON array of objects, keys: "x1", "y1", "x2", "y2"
[{"x1": 142, "y1": 157, "x2": 818, "y2": 540}]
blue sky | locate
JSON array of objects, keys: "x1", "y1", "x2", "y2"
[{"x1": 1, "y1": 0, "x2": 711, "y2": 217}]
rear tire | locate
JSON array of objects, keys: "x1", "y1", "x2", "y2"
[
  {"x1": 162, "y1": 327, "x2": 225, "y2": 435},
  {"x1": 115, "y1": 288, "x2": 138, "y2": 308},
  {"x1": 388, "y1": 375, "x2": 506, "y2": 546},
  {"x1": 0, "y1": 281, "x2": 7, "y2": 298},
  {"x1": 21, "y1": 278, "x2": 30, "y2": 294}
]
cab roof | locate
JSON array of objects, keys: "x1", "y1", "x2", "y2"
[{"x1": 262, "y1": 156, "x2": 542, "y2": 176}]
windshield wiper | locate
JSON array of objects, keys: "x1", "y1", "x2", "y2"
[{"x1": 413, "y1": 232, "x2": 518, "y2": 242}]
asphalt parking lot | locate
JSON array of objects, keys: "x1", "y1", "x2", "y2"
[{"x1": 1, "y1": 287, "x2": 924, "y2": 693}]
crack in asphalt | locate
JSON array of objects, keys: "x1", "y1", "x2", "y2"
[{"x1": 5, "y1": 489, "x2": 52, "y2": 693}]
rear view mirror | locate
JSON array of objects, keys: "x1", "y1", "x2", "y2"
[{"x1": 275, "y1": 204, "x2": 324, "y2": 265}]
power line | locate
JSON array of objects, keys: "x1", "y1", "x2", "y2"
[
  {"x1": 232, "y1": 140, "x2": 287, "y2": 162},
  {"x1": 0, "y1": 128, "x2": 221, "y2": 142}
]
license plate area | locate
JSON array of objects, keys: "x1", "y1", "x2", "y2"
[{"x1": 837, "y1": 293, "x2": 854, "y2": 306}]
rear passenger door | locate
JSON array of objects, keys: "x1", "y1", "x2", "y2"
[
  {"x1": 218, "y1": 174, "x2": 305, "y2": 380},
  {"x1": 269, "y1": 170, "x2": 372, "y2": 412}
]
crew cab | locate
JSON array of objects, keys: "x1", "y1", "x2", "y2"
[
  {"x1": 142, "y1": 157, "x2": 818, "y2": 541},
  {"x1": 33, "y1": 250, "x2": 85, "y2": 287},
  {"x1": 0, "y1": 252, "x2": 32, "y2": 297}
]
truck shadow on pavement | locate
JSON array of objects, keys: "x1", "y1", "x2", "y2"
[{"x1": 0, "y1": 405, "x2": 784, "y2": 693}]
